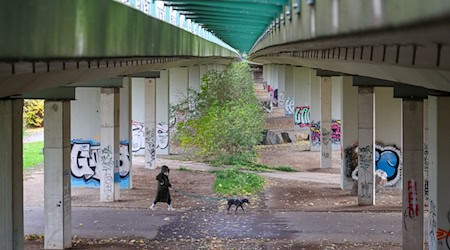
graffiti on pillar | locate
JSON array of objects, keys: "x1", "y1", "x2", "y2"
[
  {"x1": 100, "y1": 145, "x2": 114, "y2": 200},
  {"x1": 321, "y1": 127, "x2": 331, "y2": 146},
  {"x1": 429, "y1": 200, "x2": 437, "y2": 249},
  {"x1": 424, "y1": 144, "x2": 429, "y2": 202},
  {"x1": 145, "y1": 127, "x2": 156, "y2": 168},
  {"x1": 345, "y1": 143, "x2": 402, "y2": 187},
  {"x1": 406, "y1": 179, "x2": 419, "y2": 219},
  {"x1": 309, "y1": 120, "x2": 341, "y2": 146},
  {"x1": 157, "y1": 122, "x2": 169, "y2": 149},
  {"x1": 436, "y1": 210, "x2": 450, "y2": 249},
  {"x1": 278, "y1": 91, "x2": 285, "y2": 107},
  {"x1": 358, "y1": 145, "x2": 373, "y2": 199},
  {"x1": 132, "y1": 121, "x2": 145, "y2": 152},
  {"x1": 284, "y1": 97, "x2": 294, "y2": 116},
  {"x1": 70, "y1": 139, "x2": 130, "y2": 189},
  {"x1": 294, "y1": 106, "x2": 311, "y2": 128},
  {"x1": 331, "y1": 120, "x2": 341, "y2": 144}
]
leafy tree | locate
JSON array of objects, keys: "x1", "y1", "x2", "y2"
[
  {"x1": 23, "y1": 100, "x2": 44, "y2": 128},
  {"x1": 174, "y1": 62, "x2": 265, "y2": 164}
]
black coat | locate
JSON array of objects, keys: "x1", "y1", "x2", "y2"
[{"x1": 154, "y1": 172, "x2": 171, "y2": 203}]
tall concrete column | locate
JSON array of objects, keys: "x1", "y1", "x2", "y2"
[
  {"x1": 120, "y1": 77, "x2": 132, "y2": 189},
  {"x1": 427, "y1": 96, "x2": 450, "y2": 250},
  {"x1": 341, "y1": 76, "x2": 358, "y2": 190},
  {"x1": 284, "y1": 66, "x2": 294, "y2": 117},
  {"x1": 309, "y1": 70, "x2": 320, "y2": 151},
  {"x1": 188, "y1": 65, "x2": 200, "y2": 92},
  {"x1": 100, "y1": 88, "x2": 120, "y2": 202},
  {"x1": 402, "y1": 99, "x2": 424, "y2": 249},
  {"x1": 357, "y1": 86, "x2": 375, "y2": 206},
  {"x1": 44, "y1": 101, "x2": 72, "y2": 249},
  {"x1": 145, "y1": 79, "x2": 157, "y2": 169},
  {"x1": 277, "y1": 65, "x2": 286, "y2": 107},
  {"x1": 0, "y1": 99, "x2": 23, "y2": 250},
  {"x1": 320, "y1": 77, "x2": 332, "y2": 168},
  {"x1": 156, "y1": 70, "x2": 170, "y2": 155}
]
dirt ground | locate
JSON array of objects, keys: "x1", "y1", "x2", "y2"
[{"x1": 24, "y1": 142, "x2": 402, "y2": 249}]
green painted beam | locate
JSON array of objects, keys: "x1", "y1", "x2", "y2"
[
  {"x1": 167, "y1": 0, "x2": 288, "y2": 5},
  {"x1": 0, "y1": 0, "x2": 238, "y2": 59},
  {"x1": 166, "y1": 1, "x2": 283, "y2": 12},
  {"x1": 182, "y1": 11, "x2": 275, "y2": 20},
  {"x1": 191, "y1": 17, "x2": 270, "y2": 25}
]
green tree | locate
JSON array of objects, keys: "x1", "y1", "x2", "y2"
[
  {"x1": 174, "y1": 62, "x2": 265, "y2": 164},
  {"x1": 23, "y1": 99, "x2": 44, "y2": 128}
]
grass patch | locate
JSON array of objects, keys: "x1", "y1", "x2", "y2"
[
  {"x1": 271, "y1": 166, "x2": 296, "y2": 172},
  {"x1": 177, "y1": 167, "x2": 193, "y2": 172},
  {"x1": 23, "y1": 141, "x2": 44, "y2": 169},
  {"x1": 213, "y1": 167, "x2": 265, "y2": 196}
]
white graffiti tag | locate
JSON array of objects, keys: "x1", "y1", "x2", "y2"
[
  {"x1": 156, "y1": 122, "x2": 169, "y2": 149},
  {"x1": 131, "y1": 121, "x2": 145, "y2": 153}
]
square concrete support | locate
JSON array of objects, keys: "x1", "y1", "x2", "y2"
[
  {"x1": 120, "y1": 77, "x2": 132, "y2": 189},
  {"x1": 277, "y1": 65, "x2": 286, "y2": 107},
  {"x1": 402, "y1": 99, "x2": 424, "y2": 249},
  {"x1": 100, "y1": 88, "x2": 120, "y2": 202},
  {"x1": 427, "y1": 96, "x2": 450, "y2": 250},
  {"x1": 145, "y1": 79, "x2": 157, "y2": 169},
  {"x1": 156, "y1": 70, "x2": 170, "y2": 155},
  {"x1": 320, "y1": 77, "x2": 332, "y2": 168},
  {"x1": 0, "y1": 99, "x2": 24, "y2": 250},
  {"x1": 341, "y1": 76, "x2": 358, "y2": 190},
  {"x1": 284, "y1": 66, "x2": 294, "y2": 117},
  {"x1": 44, "y1": 101, "x2": 72, "y2": 249},
  {"x1": 357, "y1": 86, "x2": 376, "y2": 206}
]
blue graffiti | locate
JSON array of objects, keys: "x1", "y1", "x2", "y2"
[{"x1": 375, "y1": 149, "x2": 399, "y2": 182}]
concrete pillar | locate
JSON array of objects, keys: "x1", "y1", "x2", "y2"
[
  {"x1": 44, "y1": 101, "x2": 72, "y2": 249},
  {"x1": 357, "y1": 86, "x2": 375, "y2": 206},
  {"x1": 331, "y1": 77, "x2": 343, "y2": 151},
  {"x1": 120, "y1": 78, "x2": 132, "y2": 189},
  {"x1": 284, "y1": 66, "x2": 294, "y2": 117},
  {"x1": 188, "y1": 66, "x2": 200, "y2": 92},
  {"x1": 427, "y1": 96, "x2": 450, "y2": 250},
  {"x1": 100, "y1": 88, "x2": 120, "y2": 202},
  {"x1": 320, "y1": 77, "x2": 332, "y2": 168},
  {"x1": 402, "y1": 99, "x2": 424, "y2": 249},
  {"x1": 293, "y1": 67, "x2": 311, "y2": 133},
  {"x1": 277, "y1": 65, "x2": 286, "y2": 107},
  {"x1": 310, "y1": 70, "x2": 321, "y2": 151},
  {"x1": 199, "y1": 65, "x2": 207, "y2": 79},
  {"x1": 131, "y1": 78, "x2": 145, "y2": 156},
  {"x1": 341, "y1": 76, "x2": 358, "y2": 190},
  {"x1": 0, "y1": 99, "x2": 24, "y2": 250},
  {"x1": 156, "y1": 70, "x2": 170, "y2": 155},
  {"x1": 145, "y1": 79, "x2": 157, "y2": 169}
]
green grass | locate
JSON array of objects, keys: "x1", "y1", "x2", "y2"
[
  {"x1": 213, "y1": 167, "x2": 265, "y2": 196},
  {"x1": 177, "y1": 167, "x2": 193, "y2": 172},
  {"x1": 271, "y1": 166, "x2": 296, "y2": 172},
  {"x1": 23, "y1": 141, "x2": 44, "y2": 169}
]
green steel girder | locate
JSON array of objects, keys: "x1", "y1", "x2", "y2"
[
  {"x1": 0, "y1": 0, "x2": 238, "y2": 60},
  {"x1": 164, "y1": 0, "x2": 288, "y2": 52},
  {"x1": 167, "y1": 1, "x2": 284, "y2": 13}
]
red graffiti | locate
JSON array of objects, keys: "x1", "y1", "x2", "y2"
[
  {"x1": 437, "y1": 228, "x2": 450, "y2": 241},
  {"x1": 407, "y1": 180, "x2": 419, "y2": 218}
]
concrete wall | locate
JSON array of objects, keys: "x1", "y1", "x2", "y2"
[
  {"x1": 188, "y1": 66, "x2": 200, "y2": 92},
  {"x1": 375, "y1": 87, "x2": 402, "y2": 147},
  {"x1": 70, "y1": 87, "x2": 131, "y2": 189},
  {"x1": 169, "y1": 67, "x2": 189, "y2": 105}
]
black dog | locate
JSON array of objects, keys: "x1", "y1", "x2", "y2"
[{"x1": 227, "y1": 198, "x2": 250, "y2": 214}]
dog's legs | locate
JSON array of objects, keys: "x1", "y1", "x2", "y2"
[
  {"x1": 235, "y1": 205, "x2": 239, "y2": 214},
  {"x1": 240, "y1": 205, "x2": 245, "y2": 213},
  {"x1": 227, "y1": 204, "x2": 232, "y2": 214}
]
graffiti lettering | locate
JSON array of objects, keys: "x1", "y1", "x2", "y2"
[
  {"x1": 157, "y1": 122, "x2": 169, "y2": 149},
  {"x1": 145, "y1": 127, "x2": 156, "y2": 168},
  {"x1": 284, "y1": 97, "x2": 294, "y2": 116},
  {"x1": 346, "y1": 143, "x2": 402, "y2": 187},
  {"x1": 436, "y1": 210, "x2": 450, "y2": 249},
  {"x1": 132, "y1": 121, "x2": 145, "y2": 153},
  {"x1": 294, "y1": 106, "x2": 311, "y2": 128},
  {"x1": 308, "y1": 120, "x2": 341, "y2": 146},
  {"x1": 70, "y1": 139, "x2": 130, "y2": 188},
  {"x1": 407, "y1": 179, "x2": 419, "y2": 218},
  {"x1": 424, "y1": 144, "x2": 429, "y2": 201},
  {"x1": 429, "y1": 200, "x2": 437, "y2": 249},
  {"x1": 310, "y1": 121, "x2": 320, "y2": 146}
]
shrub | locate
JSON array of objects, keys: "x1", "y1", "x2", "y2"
[
  {"x1": 213, "y1": 167, "x2": 265, "y2": 196},
  {"x1": 23, "y1": 100, "x2": 44, "y2": 128},
  {"x1": 174, "y1": 62, "x2": 265, "y2": 162}
]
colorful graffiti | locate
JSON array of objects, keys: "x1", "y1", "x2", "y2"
[
  {"x1": 406, "y1": 179, "x2": 419, "y2": 219},
  {"x1": 345, "y1": 143, "x2": 402, "y2": 187},
  {"x1": 132, "y1": 121, "x2": 145, "y2": 153},
  {"x1": 309, "y1": 120, "x2": 341, "y2": 146},
  {"x1": 71, "y1": 139, "x2": 130, "y2": 189},
  {"x1": 157, "y1": 122, "x2": 169, "y2": 149},
  {"x1": 331, "y1": 120, "x2": 341, "y2": 144},
  {"x1": 436, "y1": 208, "x2": 450, "y2": 248},
  {"x1": 294, "y1": 106, "x2": 311, "y2": 128},
  {"x1": 284, "y1": 97, "x2": 294, "y2": 116}
]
